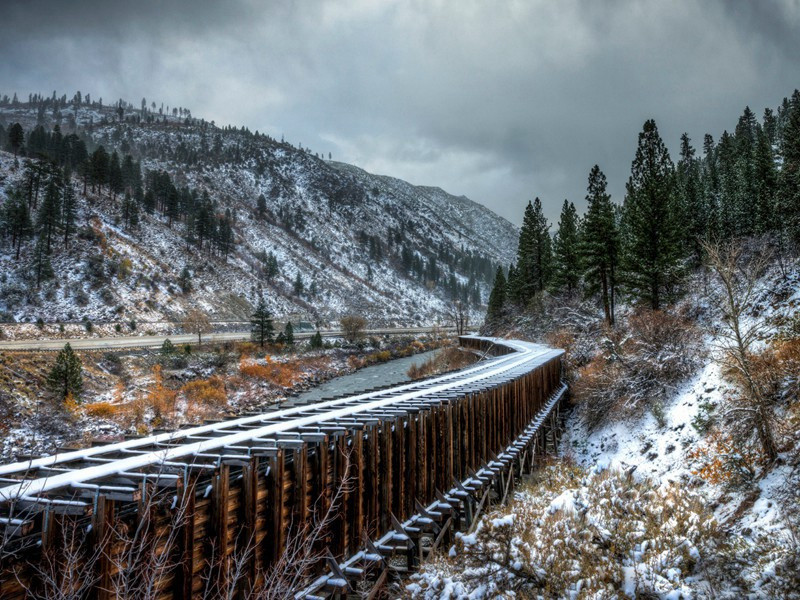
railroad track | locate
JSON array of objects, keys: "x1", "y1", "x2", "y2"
[{"x1": 0, "y1": 336, "x2": 566, "y2": 599}]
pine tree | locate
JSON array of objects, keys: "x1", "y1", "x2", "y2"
[
  {"x1": 3, "y1": 190, "x2": 33, "y2": 259},
  {"x1": 90, "y1": 146, "x2": 109, "y2": 194},
  {"x1": 753, "y1": 126, "x2": 778, "y2": 235},
  {"x1": 250, "y1": 298, "x2": 274, "y2": 347},
  {"x1": 37, "y1": 177, "x2": 61, "y2": 253},
  {"x1": 161, "y1": 338, "x2": 176, "y2": 355},
  {"x1": 486, "y1": 266, "x2": 507, "y2": 321},
  {"x1": 62, "y1": 170, "x2": 77, "y2": 248},
  {"x1": 550, "y1": 200, "x2": 581, "y2": 295},
  {"x1": 779, "y1": 89, "x2": 800, "y2": 245},
  {"x1": 309, "y1": 330, "x2": 324, "y2": 349},
  {"x1": 621, "y1": 120, "x2": 683, "y2": 310},
  {"x1": 284, "y1": 321, "x2": 294, "y2": 346},
  {"x1": 676, "y1": 133, "x2": 705, "y2": 265},
  {"x1": 257, "y1": 193, "x2": 267, "y2": 219},
  {"x1": 293, "y1": 272, "x2": 304, "y2": 296},
  {"x1": 30, "y1": 234, "x2": 54, "y2": 288},
  {"x1": 7, "y1": 123, "x2": 24, "y2": 157},
  {"x1": 47, "y1": 343, "x2": 83, "y2": 400},
  {"x1": 512, "y1": 198, "x2": 551, "y2": 304},
  {"x1": 108, "y1": 151, "x2": 123, "y2": 200},
  {"x1": 580, "y1": 166, "x2": 618, "y2": 325},
  {"x1": 179, "y1": 266, "x2": 192, "y2": 294}
]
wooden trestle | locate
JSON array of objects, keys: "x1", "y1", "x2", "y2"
[{"x1": 0, "y1": 337, "x2": 565, "y2": 599}]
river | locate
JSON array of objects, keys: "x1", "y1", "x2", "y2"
[{"x1": 285, "y1": 348, "x2": 440, "y2": 406}]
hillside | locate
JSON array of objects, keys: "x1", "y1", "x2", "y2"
[{"x1": 0, "y1": 95, "x2": 518, "y2": 330}]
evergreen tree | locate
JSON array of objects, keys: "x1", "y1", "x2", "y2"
[
  {"x1": 30, "y1": 234, "x2": 54, "y2": 288},
  {"x1": 621, "y1": 120, "x2": 683, "y2": 310},
  {"x1": 309, "y1": 330, "x2": 324, "y2": 349},
  {"x1": 37, "y1": 178, "x2": 61, "y2": 253},
  {"x1": 3, "y1": 190, "x2": 33, "y2": 259},
  {"x1": 580, "y1": 166, "x2": 619, "y2": 325},
  {"x1": 551, "y1": 200, "x2": 581, "y2": 294},
  {"x1": 701, "y1": 134, "x2": 721, "y2": 239},
  {"x1": 161, "y1": 338, "x2": 176, "y2": 355},
  {"x1": 47, "y1": 343, "x2": 83, "y2": 400},
  {"x1": 780, "y1": 90, "x2": 800, "y2": 245},
  {"x1": 90, "y1": 146, "x2": 109, "y2": 194},
  {"x1": 121, "y1": 192, "x2": 139, "y2": 230},
  {"x1": 108, "y1": 151, "x2": 123, "y2": 200},
  {"x1": 250, "y1": 298, "x2": 274, "y2": 347},
  {"x1": 753, "y1": 126, "x2": 778, "y2": 235},
  {"x1": 178, "y1": 266, "x2": 192, "y2": 294},
  {"x1": 293, "y1": 272, "x2": 304, "y2": 296},
  {"x1": 256, "y1": 193, "x2": 267, "y2": 219},
  {"x1": 676, "y1": 133, "x2": 705, "y2": 265},
  {"x1": 486, "y1": 266, "x2": 507, "y2": 321},
  {"x1": 62, "y1": 170, "x2": 77, "y2": 248},
  {"x1": 7, "y1": 122, "x2": 24, "y2": 157},
  {"x1": 284, "y1": 321, "x2": 294, "y2": 346},
  {"x1": 505, "y1": 263, "x2": 519, "y2": 302},
  {"x1": 512, "y1": 198, "x2": 551, "y2": 304},
  {"x1": 264, "y1": 252, "x2": 280, "y2": 282}
]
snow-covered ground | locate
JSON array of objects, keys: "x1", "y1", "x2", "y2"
[{"x1": 411, "y1": 263, "x2": 800, "y2": 598}]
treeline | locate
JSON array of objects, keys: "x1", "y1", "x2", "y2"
[{"x1": 488, "y1": 90, "x2": 800, "y2": 324}]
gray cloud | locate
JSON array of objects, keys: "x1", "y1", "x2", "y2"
[{"x1": 1, "y1": 0, "x2": 798, "y2": 225}]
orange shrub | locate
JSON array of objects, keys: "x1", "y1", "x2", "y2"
[
  {"x1": 182, "y1": 376, "x2": 227, "y2": 409},
  {"x1": 145, "y1": 365, "x2": 177, "y2": 427},
  {"x1": 687, "y1": 430, "x2": 759, "y2": 486},
  {"x1": 239, "y1": 358, "x2": 272, "y2": 379},
  {"x1": 239, "y1": 357, "x2": 302, "y2": 387},
  {"x1": 84, "y1": 402, "x2": 119, "y2": 419}
]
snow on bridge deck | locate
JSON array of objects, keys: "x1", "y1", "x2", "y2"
[{"x1": 0, "y1": 337, "x2": 560, "y2": 505}]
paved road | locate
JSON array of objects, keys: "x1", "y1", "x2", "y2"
[{"x1": 0, "y1": 327, "x2": 455, "y2": 351}]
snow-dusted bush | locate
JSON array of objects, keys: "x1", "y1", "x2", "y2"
[
  {"x1": 573, "y1": 309, "x2": 703, "y2": 428},
  {"x1": 408, "y1": 462, "x2": 728, "y2": 599}
]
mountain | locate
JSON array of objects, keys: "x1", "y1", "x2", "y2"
[{"x1": 0, "y1": 94, "x2": 517, "y2": 328}]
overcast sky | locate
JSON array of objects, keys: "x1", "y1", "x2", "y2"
[{"x1": 2, "y1": 0, "x2": 799, "y2": 225}]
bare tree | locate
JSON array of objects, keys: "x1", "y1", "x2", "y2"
[
  {"x1": 449, "y1": 300, "x2": 469, "y2": 337},
  {"x1": 18, "y1": 514, "x2": 104, "y2": 600},
  {"x1": 183, "y1": 308, "x2": 213, "y2": 347},
  {"x1": 704, "y1": 239, "x2": 778, "y2": 462},
  {"x1": 204, "y1": 446, "x2": 355, "y2": 599},
  {"x1": 340, "y1": 315, "x2": 367, "y2": 344}
]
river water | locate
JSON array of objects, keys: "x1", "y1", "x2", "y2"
[{"x1": 286, "y1": 348, "x2": 440, "y2": 405}]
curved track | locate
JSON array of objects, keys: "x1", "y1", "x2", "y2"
[{"x1": 0, "y1": 337, "x2": 558, "y2": 504}]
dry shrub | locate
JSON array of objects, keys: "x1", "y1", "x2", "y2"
[
  {"x1": 239, "y1": 357, "x2": 302, "y2": 387},
  {"x1": 84, "y1": 401, "x2": 119, "y2": 419},
  {"x1": 687, "y1": 429, "x2": 759, "y2": 488},
  {"x1": 572, "y1": 309, "x2": 703, "y2": 428},
  {"x1": 237, "y1": 341, "x2": 258, "y2": 358},
  {"x1": 123, "y1": 365, "x2": 178, "y2": 429},
  {"x1": 410, "y1": 462, "x2": 727, "y2": 598},
  {"x1": 347, "y1": 355, "x2": 365, "y2": 370},
  {"x1": 181, "y1": 376, "x2": 227, "y2": 410}
]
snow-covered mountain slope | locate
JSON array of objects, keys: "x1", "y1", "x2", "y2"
[{"x1": 0, "y1": 100, "x2": 517, "y2": 327}]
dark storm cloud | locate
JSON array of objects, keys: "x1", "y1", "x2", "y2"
[{"x1": 1, "y1": 0, "x2": 799, "y2": 225}]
